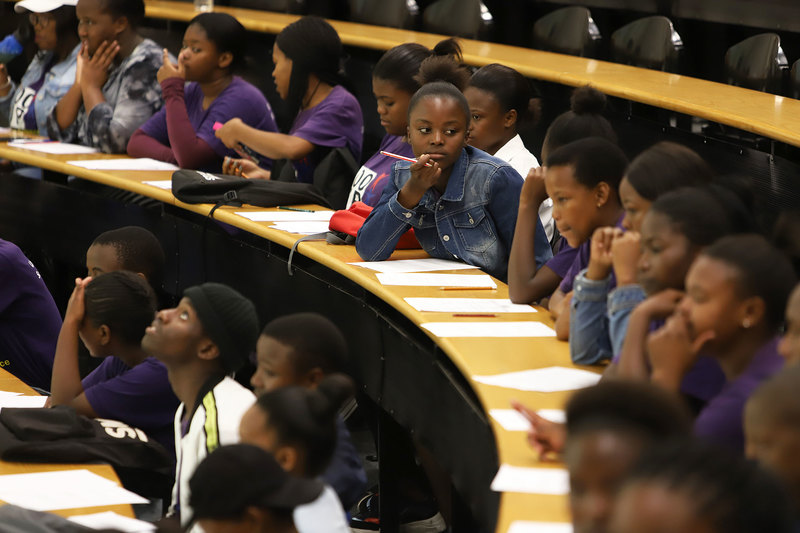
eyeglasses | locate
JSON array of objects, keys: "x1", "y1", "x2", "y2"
[{"x1": 28, "y1": 13, "x2": 55, "y2": 28}]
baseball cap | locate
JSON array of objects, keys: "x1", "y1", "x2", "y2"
[
  {"x1": 14, "y1": 0, "x2": 77, "y2": 13},
  {"x1": 188, "y1": 444, "x2": 323, "y2": 521}
]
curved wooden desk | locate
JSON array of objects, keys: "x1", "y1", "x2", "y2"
[
  {"x1": 0, "y1": 142, "x2": 590, "y2": 531},
  {"x1": 137, "y1": 0, "x2": 800, "y2": 148},
  {"x1": 0, "y1": 368, "x2": 135, "y2": 519}
]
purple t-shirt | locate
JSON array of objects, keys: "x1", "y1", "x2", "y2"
[
  {"x1": 0, "y1": 240, "x2": 61, "y2": 390},
  {"x1": 139, "y1": 77, "x2": 278, "y2": 170},
  {"x1": 559, "y1": 215, "x2": 625, "y2": 293},
  {"x1": 694, "y1": 337, "x2": 784, "y2": 453},
  {"x1": 82, "y1": 356, "x2": 179, "y2": 456},
  {"x1": 289, "y1": 85, "x2": 363, "y2": 184},
  {"x1": 545, "y1": 243, "x2": 578, "y2": 279},
  {"x1": 347, "y1": 135, "x2": 413, "y2": 207}
]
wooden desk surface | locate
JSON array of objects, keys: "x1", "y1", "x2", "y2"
[
  {"x1": 137, "y1": 0, "x2": 800, "y2": 148},
  {"x1": 0, "y1": 140, "x2": 579, "y2": 530},
  {"x1": 0, "y1": 368, "x2": 135, "y2": 519}
]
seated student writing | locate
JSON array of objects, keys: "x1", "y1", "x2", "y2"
[
  {"x1": 141, "y1": 282, "x2": 259, "y2": 531},
  {"x1": 239, "y1": 374, "x2": 355, "y2": 533},
  {"x1": 216, "y1": 17, "x2": 362, "y2": 182},
  {"x1": 569, "y1": 143, "x2": 715, "y2": 365},
  {"x1": 0, "y1": 0, "x2": 80, "y2": 136},
  {"x1": 745, "y1": 365, "x2": 800, "y2": 523},
  {"x1": 47, "y1": 0, "x2": 163, "y2": 153},
  {"x1": 346, "y1": 39, "x2": 461, "y2": 207},
  {"x1": 542, "y1": 137, "x2": 627, "y2": 339},
  {"x1": 521, "y1": 381, "x2": 691, "y2": 533},
  {"x1": 250, "y1": 313, "x2": 366, "y2": 510},
  {"x1": 355, "y1": 57, "x2": 551, "y2": 281},
  {"x1": 188, "y1": 444, "x2": 324, "y2": 533},
  {"x1": 0, "y1": 238, "x2": 62, "y2": 391},
  {"x1": 127, "y1": 13, "x2": 278, "y2": 171},
  {"x1": 49, "y1": 272, "x2": 179, "y2": 456},
  {"x1": 508, "y1": 86, "x2": 617, "y2": 304},
  {"x1": 465, "y1": 63, "x2": 553, "y2": 240},
  {"x1": 647, "y1": 234, "x2": 795, "y2": 453}
]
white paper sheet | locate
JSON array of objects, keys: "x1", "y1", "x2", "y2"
[
  {"x1": 67, "y1": 158, "x2": 179, "y2": 171},
  {"x1": 491, "y1": 464, "x2": 570, "y2": 495},
  {"x1": 142, "y1": 180, "x2": 173, "y2": 190},
  {"x1": 236, "y1": 210, "x2": 334, "y2": 222},
  {"x1": 489, "y1": 409, "x2": 566, "y2": 431},
  {"x1": 405, "y1": 297, "x2": 536, "y2": 314},
  {"x1": 69, "y1": 511, "x2": 156, "y2": 532},
  {"x1": 376, "y1": 273, "x2": 497, "y2": 288},
  {"x1": 0, "y1": 469, "x2": 148, "y2": 511},
  {"x1": 507, "y1": 521, "x2": 573, "y2": 533},
  {"x1": 473, "y1": 367, "x2": 601, "y2": 392},
  {"x1": 0, "y1": 391, "x2": 23, "y2": 398},
  {"x1": 0, "y1": 395, "x2": 48, "y2": 409},
  {"x1": 421, "y1": 321, "x2": 555, "y2": 338},
  {"x1": 8, "y1": 141, "x2": 100, "y2": 154},
  {"x1": 269, "y1": 221, "x2": 331, "y2": 234},
  {"x1": 349, "y1": 258, "x2": 479, "y2": 274}
]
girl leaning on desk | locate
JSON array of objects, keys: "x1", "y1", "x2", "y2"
[{"x1": 0, "y1": 0, "x2": 80, "y2": 137}]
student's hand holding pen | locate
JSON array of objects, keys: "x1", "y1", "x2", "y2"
[
  {"x1": 222, "y1": 156, "x2": 271, "y2": 180},
  {"x1": 512, "y1": 400, "x2": 566, "y2": 461},
  {"x1": 397, "y1": 153, "x2": 441, "y2": 209}
]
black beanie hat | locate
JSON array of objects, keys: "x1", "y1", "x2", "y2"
[
  {"x1": 189, "y1": 444, "x2": 323, "y2": 522},
  {"x1": 183, "y1": 283, "x2": 259, "y2": 374}
]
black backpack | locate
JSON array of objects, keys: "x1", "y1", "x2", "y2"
[{"x1": 0, "y1": 406, "x2": 173, "y2": 499}]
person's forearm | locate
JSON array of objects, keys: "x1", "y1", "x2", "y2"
[
  {"x1": 161, "y1": 78, "x2": 217, "y2": 168},
  {"x1": 54, "y1": 83, "x2": 83, "y2": 130},
  {"x1": 508, "y1": 205, "x2": 543, "y2": 303},
  {"x1": 554, "y1": 303, "x2": 570, "y2": 340},
  {"x1": 616, "y1": 309, "x2": 654, "y2": 381},
  {"x1": 229, "y1": 121, "x2": 311, "y2": 160},
  {"x1": 50, "y1": 319, "x2": 85, "y2": 406},
  {"x1": 82, "y1": 83, "x2": 105, "y2": 115},
  {"x1": 127, "y1": 128, "x2": 177, "y2": 163}
]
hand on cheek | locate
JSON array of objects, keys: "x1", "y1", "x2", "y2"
[{"x1": 586, "y1": 226, "x2": 622, "y2": 280}]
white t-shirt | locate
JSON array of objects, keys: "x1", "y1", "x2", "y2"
[
  {"x1": 171, "y1": 376, "x2": 255, "y2": 531},
  {"x1": 294, "y1": 484, "x2": 350, "y2": 533},
  {"x1": 494, "y1": 134, "x2": 554, "y2": 242}
]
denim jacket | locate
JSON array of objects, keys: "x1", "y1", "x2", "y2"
[
  {"x1": 571, "y1": 270, "x2": 648, "y2": 365},
  {"x1": 356, "y1": 146, "x2": 551, "y2": 281},
  {"x1": 0, "y1": 44, "x2": 80, "y2": 136}
]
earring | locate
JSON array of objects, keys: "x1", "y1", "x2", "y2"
[{"x1": 742, "y1": 318, "x2": 752, "y2": 328}]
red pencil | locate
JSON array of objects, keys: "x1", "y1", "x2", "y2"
[{"x1": 380, "y1": 151, "x2": 433, "y2": 167}]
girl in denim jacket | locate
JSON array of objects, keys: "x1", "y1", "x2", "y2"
[{"x1": 356, "y1": 57, "x2": 551, "y2": 281}]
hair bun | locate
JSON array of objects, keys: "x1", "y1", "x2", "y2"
[
  {"x1": 307, "y1": 373, "x2": 354, "y2": 421},
  {"x1": 414, "y1": 55, "x2": 471, "y2": 91},
  {"x1": 432, "y1": 38, "x2": 462, "y2": 61},
  {"x1": 570, "y1": 85, "x2": 607, "y2": 115}
]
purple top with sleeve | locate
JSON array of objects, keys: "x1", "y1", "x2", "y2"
[
  {"x1": 559, "y1": 215, "x2": 624, "y2": 293},
  {"x1": 0, "y1": 239, "x2": 61, "y2": 391},
  {"x1": 82, "y1": 356, "x2": 180, "y2": 457},
  {"x1": 545, "y1": 243, "x2": 578, "y2": 279},
  {"x1": 139, "y1": 77, "x2": 277, "y2": 171},
  {"x1": 694, "y1": 337, "x2": 784, "y2": 453},
  {"x1": 288, "y1": 85, "x2": 363, "y2": 184},
  {"x1": 346, "y1": 134, "x2": 413, "y2": 207}
]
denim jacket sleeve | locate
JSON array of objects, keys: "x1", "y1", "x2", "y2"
[
  {"x1": 355, "y1": 165, "x2": 416, "y2": 261},
  {"x1": 607, "y1": 284, "x2": 646, "y2": 357},
  {"x1": 570, "y1": 268, "x2": 612, "y2": 365}
]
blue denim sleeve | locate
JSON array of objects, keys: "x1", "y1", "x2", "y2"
[
  {"x1": 355, "y1": 171, "x2": 415, "y2": 261},
  {"x1": 607, "y1": 284, "x2": 647, "y2": 358},
  {"x1": 570, "y1": 268, "x2": 612, "y2": 365}
]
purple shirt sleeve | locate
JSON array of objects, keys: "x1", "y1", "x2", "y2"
[
  {"x1": 545, "y1": 244, "x2": 578, "y2": 280},
  {"x1": 82, "y1": 357, "x2": 180, "y2": 454},
  {"x1": 558, "y1": 241, "x2": 591, "y2": 293}
]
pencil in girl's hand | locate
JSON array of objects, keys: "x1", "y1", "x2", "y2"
[{"x1": 380, "y1": 151, "x2": 433, "y2": 167}]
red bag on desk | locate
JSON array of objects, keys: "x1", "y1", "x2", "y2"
[{"x1": 326, "y1": 201, "x2": 420, "y2": 248}]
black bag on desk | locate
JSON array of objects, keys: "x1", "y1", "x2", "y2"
[
  {"x1": 272, "y1": 146, "x2": 359, "y2": 210},
  {"x1": 171, "y1": 169, "x2": 331, "y2": 209},
  {"x1": 0, "y1": 406, "x2": 173, "y2": 498}
]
